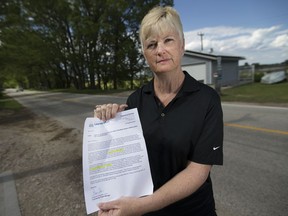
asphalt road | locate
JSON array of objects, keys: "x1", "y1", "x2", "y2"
[{"x1": 6, "y1": 89, "x2": 288, "y2": 216}]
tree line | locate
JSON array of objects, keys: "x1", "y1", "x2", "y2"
[{"x1": 0, "y1": 0, "x2": 173, "y2": 90}]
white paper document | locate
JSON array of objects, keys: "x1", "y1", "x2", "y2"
[{"x1": 82, "y1": 108, "x2": 153, "y2": 214}]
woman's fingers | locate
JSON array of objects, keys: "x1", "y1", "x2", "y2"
[
  {"x1": 94, "y1": 105, "x2": 102, "y2": 119},
  {"x1": 111, "y1": 103, "x2": 119, "y2": 118},
  {"x1": 119, "y1": 104, "x2": 128, "y2": 112},
  {"x1": 94, "y1": 104, "x2": 128, "y2": 121},
  {"x1": 105, "y1": 104, "x2": 113, "y2": 120}
]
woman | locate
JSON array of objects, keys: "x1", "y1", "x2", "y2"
[{"x1": 94, "y1": 6, "x2": 223, "y2": 216}]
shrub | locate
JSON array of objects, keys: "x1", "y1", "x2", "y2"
[{"x1": 254, "y1": 71, "x2": 265, "y2": 82}]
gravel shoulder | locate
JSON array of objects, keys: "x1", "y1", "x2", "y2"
[{"x1": 0, "y1": 108, "x2": 97, "y2": 216}]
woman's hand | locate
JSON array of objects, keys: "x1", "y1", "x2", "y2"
[
  {"x1": 98, "y1": 197, "x2": 144, "y2": 216},
  {"x1": 97, "y1": 162, "x2": 212, "y2": 216},
  {"x1": 94, "y1": 103, "x2": 128, "y2": 121}
]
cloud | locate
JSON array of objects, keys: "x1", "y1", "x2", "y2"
[
  {"x1": 184, "y1": 25, "x2": 288, "y2": 64},
  {"x1": 271, "y1": 34, "x2": 288, "y2": 48}
]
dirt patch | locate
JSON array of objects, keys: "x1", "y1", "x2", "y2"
[{"x1": 0, "y1": 108, "x2": 97, "y2": 216}]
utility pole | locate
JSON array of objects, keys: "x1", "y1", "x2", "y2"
[
  {"x1": 214, "y1": 56, "x2": 222, "y2": 95},
  {"x1": 198, "y1": 32, "x2": 204, "y2": 51}
]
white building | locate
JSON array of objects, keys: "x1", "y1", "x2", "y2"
[{"x1": 182, "y1": 50, "x2": 245, "y2": 86}]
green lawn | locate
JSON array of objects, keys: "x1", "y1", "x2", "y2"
[
  {"x1": 221, "y1": 82, "x2": 288, "y2": 104},
  {"x1": 0, "y1": 94, "x2": 23, "y2": 110}
]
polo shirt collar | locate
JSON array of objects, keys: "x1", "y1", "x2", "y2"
[{"x1": 143, "y1": 71, "x2": 200, "y2": 95}]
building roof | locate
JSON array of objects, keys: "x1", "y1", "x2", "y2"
[{"x1": 184, "y1": 50, "x2": 245, "y2": 61}]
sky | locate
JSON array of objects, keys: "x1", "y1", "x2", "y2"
[{"x1": 173, "y1": 0, "x2": 288, "y2": 65}]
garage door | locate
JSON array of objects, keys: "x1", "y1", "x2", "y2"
[{"x1": 182, "y1": 63, "x2": 206, "y2": 83}]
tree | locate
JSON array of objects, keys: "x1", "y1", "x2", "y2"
[{"x1": 0, "y1": 0, "x2": 174, "y2": 90}]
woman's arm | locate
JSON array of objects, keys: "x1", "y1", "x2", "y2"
[{"x1": 98, "y1": 161, "x2": 212, "y2": 216}]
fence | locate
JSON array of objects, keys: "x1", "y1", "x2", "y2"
[{"x1": 238, "y1": 65, "x2": 255, "y2": 85}]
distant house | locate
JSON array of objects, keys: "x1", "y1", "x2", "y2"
[{"x1": 182, "y1": 50, "x2": 245, "y2": 86}]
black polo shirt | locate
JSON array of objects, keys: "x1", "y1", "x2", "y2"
[{"x1": 126, "y1": 71, "x2": 223, "y2": 215}]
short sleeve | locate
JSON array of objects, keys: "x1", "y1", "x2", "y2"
[{"x1": 189, "y1": 92, "x2": 223, "y2": 165}]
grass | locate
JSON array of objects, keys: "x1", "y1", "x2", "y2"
[
  {"x1": 221, "y1": 82, "x2": 288, "y2": 104},
  {"x1": 0, "y1": 93, "x2": 23, "y2": 110}
]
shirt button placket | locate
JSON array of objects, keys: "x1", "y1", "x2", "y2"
[{"x1": 161, "y1": 113, "x2": 165, "y2": 117}]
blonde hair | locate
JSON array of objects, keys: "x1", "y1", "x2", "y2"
[{"x1": 139, "y1": 6, "x2": 184, "y2": 49}]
